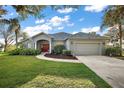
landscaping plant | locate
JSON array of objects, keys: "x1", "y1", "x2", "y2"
[
  {"x1": 62, "y1": 50, "x2": 72, "y2": 56},
  {"x1": 9, "y1": 48, "x2": 41, "y2": 55},
  {"x1": 53, "y1": 45, "x2": 65, "y2": 54},
  {"x1": 105, "y1": 47, "x2": 121, "y2": 56}
]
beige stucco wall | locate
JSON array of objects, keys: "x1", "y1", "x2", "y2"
[
  {"x1": 53, "y1": 40, "x2": 65, "y2": 46},
  {"x1": 23, "y1": 39, "x2": 34, "y2": 49},
  {"x1": 65, "y1": 39, "x2": 71, "y2": 50}
]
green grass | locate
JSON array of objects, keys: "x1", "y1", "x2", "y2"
[
  {"x1": 0, "y1": 52, "x2": 9, "y2": 56},
  {"x1": 0, "y1": 56, "x2": 111, "y2": 88}
]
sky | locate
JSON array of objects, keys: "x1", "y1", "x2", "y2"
[{"x1": 0, "y1": 5, "x2": 108, "y2": 43}]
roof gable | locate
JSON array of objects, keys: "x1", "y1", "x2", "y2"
[
  {"x1": 32, "y1": 32, "x2": 52, "y2": 39},
  {"x1": 49, "y1": 32, "x2": 72, "y2": 40}
]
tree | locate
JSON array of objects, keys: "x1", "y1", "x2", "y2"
[
  {"x1": 0, "y1": 5, "x2": 46, "y2": 19},
  {"x1": 0, "y1": 6, "x2": 7, "y2": 17},
  {"x1": 101, "y1": 5, "x2": 124, "y2": 56},
  {"x1": 9, "y1": 18, "x2": 20, "y2": 48},
  {"x1": 0, "y1": 5, "x2": 46, "y2": 49},
  {"x1": 19, "y1": 32, "x2": 29, "y2": 42},
  {"x1": 0, "y1": 23, "x2": 14, "y2": 52},
  {"x1": 17, "y1": 32, "x2": 29, "y2": 48}
]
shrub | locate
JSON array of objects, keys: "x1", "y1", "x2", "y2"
[
  {"x1": 9, "y1": 48, "x2": 41, "y2": 55},
  {"x1": 9, "y1": 48, "x2": 22, "y2": 55},
  {"x1": 105, "y1": 47, "x2": 121, "y2": 56},
  {"x1": 62, "y1": 50, "x2": 71, "y2": 56},
  {"x1": 53, "y1": 45, "x2": 65, "y2": 54},
  {"x1": 6, "y1": 45, "x2": 16, "y2": 52}
]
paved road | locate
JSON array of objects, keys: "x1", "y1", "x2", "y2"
[{"x1": 77, "y1": 56, "x2": 124, "y2": 88}]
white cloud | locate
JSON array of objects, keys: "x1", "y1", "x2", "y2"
[
  {"x1": 79, "y1": 18, "x2": 84, "y2": 22},
  {"x1": 23, "y1": 24, "x2": 52, "y2": 37},
  {"x1": 81, "y1": 26, "x2": 100, "y2": 33},
  {"x1": 35, "y1": 19, "x2": 45, "y2": 24},
  {"x1": 67, "y1": 23, "x2": 74, "y2": 27},
  {"x1": 57, "y1": 8, "x2": 77, "y2": 14},
  {"x1": 72, "y1": 31, "x2": 78, "y2": 34},
  {"x1": 57, "y1": 27, "x2": 64, "y2": 30},
  {"x1": 49, "y1": 16, "x2": 70, "y2": 26},
  {"x1": 84, "y1": 5, "x2": 107, "y2": 12},
  {"x1": 97, "y1": 28, "x2": 109, "y2": 36},
  {"x1": 22, "y1": 15, "x2": 72, "y2": 37}
]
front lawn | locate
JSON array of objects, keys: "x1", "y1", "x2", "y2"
[
  {"x1": 0, "y1": 56, "x2": 111, "y2": 88},
  {"x1": 0, "y1": 52, "x2": 9, "y2": 56}
]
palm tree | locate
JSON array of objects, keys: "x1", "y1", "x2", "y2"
[
  {"x1": 101, "y1": 5, "x2": 124, "y2": 56},
  {"x1": 11, "y1": 5, "x2": 46, "y2": 20},
  {"x1": 0, "y1": 6, "x2": 7, "y2": 17},
  {"x1": 9, "y1": 18, "x2": 20, "y2": 48},
  {"x1": 0, "y1": 5, "x2": 46, "y2": 49}
]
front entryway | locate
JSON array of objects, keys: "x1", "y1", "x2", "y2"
[
  {"x1": 37, "y1": 40, "x2": 49, "y2": 52},
  {"x1": 41, "y1": 44, "x2": 49, "y2": 52}
]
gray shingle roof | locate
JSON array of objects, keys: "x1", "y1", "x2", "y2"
[
  {"x1": 49, "y1": 32, "x2": 72, "y2": 40},
  {"x1": 21, "y1": 32, "x2": 108, "y2": 43},
  {"x1": 69, "y1": 32, "x2": 103, "y2": 39}
]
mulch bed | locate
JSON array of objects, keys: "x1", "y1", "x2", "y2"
[{"x1": 45, "y1": 54, "x2": 78, "y2": 60}]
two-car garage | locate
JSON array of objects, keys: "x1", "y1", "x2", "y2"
[{"x1": 70, "y1": 40, "x2": 103, "y2": 55}]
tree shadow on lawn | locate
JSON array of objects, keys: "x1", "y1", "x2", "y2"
[
  {"x1": 31, "y1": 60, "x2": 111, "y2": 88},
  {"x1": 0, "y1": 56, "x2": 111, "y2": 88}
]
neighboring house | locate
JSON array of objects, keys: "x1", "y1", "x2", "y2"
[{"x1": 21, "y1": 32, "x2": 108, "y2": 55}]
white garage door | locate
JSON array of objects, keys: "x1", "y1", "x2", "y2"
[{"x1": 72, "y1": 43, "x2": 101, "y2": 55}]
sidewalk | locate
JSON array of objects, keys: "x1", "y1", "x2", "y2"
[{"x1": 36, "y1": 54, "x2": 80, "y2": 63}]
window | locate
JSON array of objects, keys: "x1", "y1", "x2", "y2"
[
  {"x1": 34, "y1": 43, "x2": 35, "y2": 48},
  {"x1": 27, "y1": 43, "x2": 31, "y2": 48}
]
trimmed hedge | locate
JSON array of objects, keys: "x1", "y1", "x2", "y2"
[
  {"x1": 9, "y1": 48, "x2": 41, "y2": 55},
  {"x1": 53, "y1": 45, "x2": 65, "y2": 54},
  {"x1": 62, "y1": 50, "x2": 71, "y2": 56},
  {"x1": 105, "y1": 47, "x2": 121, "y2": 56}
]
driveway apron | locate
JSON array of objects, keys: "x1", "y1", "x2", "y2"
[{"x1": 77, "y1": 56, "x2": 124, "y2": 88}]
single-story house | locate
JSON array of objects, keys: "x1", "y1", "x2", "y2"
[{"x1": 22, "y1": 32, "x2": 108, "y2": 55}]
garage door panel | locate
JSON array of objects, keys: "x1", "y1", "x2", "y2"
[{"x1": 72, "y1": 43, "x2": 101, "y2": 55}]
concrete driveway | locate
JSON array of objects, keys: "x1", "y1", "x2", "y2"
[{"x1": 77, "y1": 56, "x2": 124, "y2": 88}]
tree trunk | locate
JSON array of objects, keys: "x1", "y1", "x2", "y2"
[
  {"x1": 4, "y1": 40, "x2": 7, "y2": 52},
  {"x1": 15, "y1": 31, "x2": 18, "y2": 48},
  {"x1": 118, "y1": 23, "x2": 122, "y2": 56}
]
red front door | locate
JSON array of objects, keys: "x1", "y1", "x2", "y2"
[{"x1": 41, "y1": 44, "x2": 49, "y2": 52}]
